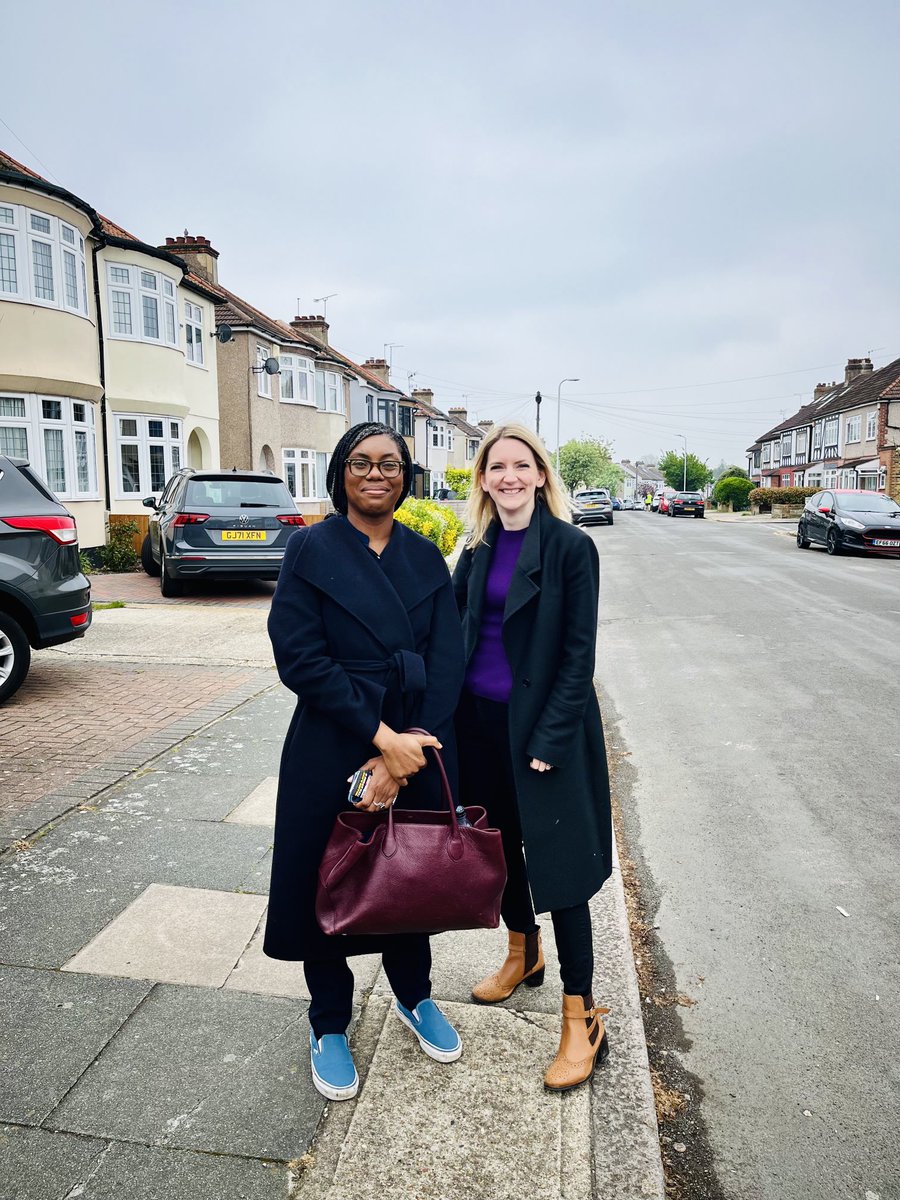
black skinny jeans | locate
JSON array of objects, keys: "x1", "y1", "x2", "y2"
[
  {"x1": 304, "y1": 937, "x2": 432, "y2": 1038},
  {"x1": 456, "y1": 689, "x2": 594, "y2": 997}
]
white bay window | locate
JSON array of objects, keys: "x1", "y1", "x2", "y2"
[
  {"x1": 0, "y1": 393, "x2": 98, "y2": 499},
  {"x1": 0, "y1": 204, "x2": 89, "y2": 315},
  {"x1": 279, "y1": 355, "x2": 316, "y2": 405},
  {"x1": 115, "y1": 413, "x2": 183, "y2": 498},
  {"x1": 106, "y1": 263, "x2": 179, "y2": 348},
  {"x1": 283, "y1": 448, "x2": 329, "y2": 501}
]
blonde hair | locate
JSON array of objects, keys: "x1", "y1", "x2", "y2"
[{"x1": 464, "y1": 423, "x2": 571, "y2": 546}]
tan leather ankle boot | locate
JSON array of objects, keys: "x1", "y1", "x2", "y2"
[
  {"x1": 543, "y1": 992, "x2": 610, "y2": 1091},
  {"x1": 471, "y1": 929, "x2": 545, "y2": 1004}
]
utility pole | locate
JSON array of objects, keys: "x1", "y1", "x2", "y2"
[{"x1": 535, "y1": 390, "x2": 542, "y2": 435}]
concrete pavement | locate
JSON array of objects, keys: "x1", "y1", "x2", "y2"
[{"x1": 0, "y1": 584, "x2": 665, "y2": 1200}]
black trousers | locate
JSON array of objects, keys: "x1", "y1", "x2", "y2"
[
  {"x1": 456, "y1": 689, "x2": 594, "y2": 996},
  {"x1": 304, "y1": 935, "x2": 432, "y2": 1038}
]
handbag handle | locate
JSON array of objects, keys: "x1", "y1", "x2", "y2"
[{"x1": 382, "y1": 728, "x2": 463, "y2": 859}]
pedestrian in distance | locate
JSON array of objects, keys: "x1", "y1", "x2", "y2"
[
  {"x1": 265, "y1": 422, "x2": 466, "y2": 1102},
  {"x1": 452, "y1": 422, "x2": 613, "y2": 1091}
]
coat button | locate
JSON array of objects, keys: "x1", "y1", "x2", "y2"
[{"x1": 522, "y1": 678, "x2": 531, "y2": 687}]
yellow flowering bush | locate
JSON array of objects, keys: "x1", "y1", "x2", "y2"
[{"x1": 395, "y1": 497, "x2": 464, "y2": 557}]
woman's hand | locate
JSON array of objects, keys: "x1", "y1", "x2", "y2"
[
  {"x1": 373, "y1": 724, "x2": 441, "y2": 782},
  {"x1": 529, "y1": 758, "x2": 554, "y2": 772},
  {"x1": 349, "y1": 757, "x2": 400, "y2": 812}
]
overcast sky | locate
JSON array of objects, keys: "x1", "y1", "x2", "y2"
[{"x1": 4, "y1": 0, "x2": 900, "y2": 465}]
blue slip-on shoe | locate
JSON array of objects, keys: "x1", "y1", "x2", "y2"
[
  {"x1": 394, "y1": 998, "x2": 463, "y2": 1063},
  {"x1": 309, "y1": 1029, "x2": 359, "y2": 1101}
]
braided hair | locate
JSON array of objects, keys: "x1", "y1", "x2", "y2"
[{"x1": 326, "y1": 422, "x2": 413, "y2": 515}]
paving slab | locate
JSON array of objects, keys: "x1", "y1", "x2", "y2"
[
  {"x1": 224, "y1": 915, "x2": 380, "y2": 1000},
  {"x1": 77, "y1": 1141, "x2": 290, "y2": 1200},
  {"x1": 63, "y1": 884, "x2": 267, "y2": 987},
  {"x1": 237, "y1": 847, "x2": 274, "y2": 895},
  {"x1": 294, "y1": 996, "x2": 591, "y2": 1200},
  {"x1": 100, "y1": 767, "x2": 272, "y2": 823},
  {"x1": 46, "y1": 983, "x2": 322, "y2": 1161},
  {"x1": 156, "y1": 735, "x2": 283, "y2": 780},
  {"x1": 0, "y1": 966, "x2": 151, "y2": 1125},
  {"x1": 0, "y1": 811, "x2": 272, "y2": 968},
  {"x1": 225, "y1": 777, "x2": 278, "y2": 826},
  {"x1": 0, "y1": 1123, "x2": 106, "y2": 1200}
]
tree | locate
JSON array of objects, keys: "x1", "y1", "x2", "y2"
[
  {"x1": 659, "y1": 449, "x2": 714, "y2": 493},
  {"x1": 713, "y1": 476, "x2": 754, "y2": 510},
  {"x1": 714, "y1": 463, "x2": 749, "y2": 480},
  {"x1": 558, "y1": 437, "x2": 616, "y2": 493},
  {"x1": 444, "y1": 467, "x2": 471, "y2": 498}
]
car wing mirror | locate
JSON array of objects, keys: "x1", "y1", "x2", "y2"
[
  {"x1": 818, "y1": 506, "x2": 831, "y2": 514},
  {"x1": 142, "y1": 496, "x2": 160, "y2": 510}
]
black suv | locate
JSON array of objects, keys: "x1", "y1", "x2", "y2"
[
  {"x1": 0, "y1": 455, "x2": 91, "y2": 703},
  {"x1": 141, "y1": 468, "x2": 306, "y2": 596}
]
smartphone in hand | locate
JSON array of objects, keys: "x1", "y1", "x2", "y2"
[{"x1": 347, "y1": 768, "x2": 372, "y2": 805}]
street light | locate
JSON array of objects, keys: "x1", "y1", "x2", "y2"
[
  {"x1": 678, "y1": 434, "x2": 687, "y2": 490},
  {"x1": 555, "y1": 378, "x2": 580, "y2": 473}
]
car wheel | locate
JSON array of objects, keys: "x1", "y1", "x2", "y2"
[
  {"x1": 826, "y1": 528, "x2": 842, "y2": 556},
  {"x1": 141, "y1": 534, "x2": 161, "y2": 576},
  {"x1": 797, "y1": 525, "x2": 811, "y2": 549},
  {"x1": 159, "y1": 547, "x2": 185, "y2": 597},
  {"x1": 0, "y1": 611, "x2": 31, "y2": 705},
  {"x1": 695, "y1": 513, "x2": 704, "y2": 518},
  {"x1": 607, "y1": 515, "x2": 614, "y2": 525}
]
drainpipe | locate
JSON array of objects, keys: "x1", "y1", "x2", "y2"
[{"x1": 90, "y1": 238, "x2": 112, "y2": 530}]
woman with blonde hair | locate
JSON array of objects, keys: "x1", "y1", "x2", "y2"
[{"x1": 452, "y1": 423, "x2": 613, "y2": 1091}]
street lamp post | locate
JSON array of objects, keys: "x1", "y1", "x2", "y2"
[
  {"x1": 555, "y1": 377, "x2": 580, "y2": 474},
  {"x1": 678, "y1": 434, "x2": 687, "y2": 490}
]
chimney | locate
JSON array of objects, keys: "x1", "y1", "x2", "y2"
[
  {"x1": 363, "y1": 358, "x2": 390, "y2": 386},
  {"x1": 477, "y1": 419, "x2": 494, "y2": 432},
  {"x1": 290, "y1": 315, "x2": 329, "y2": 345},
  {"x1": 814, "y1": 381, "x2": 837, "y2": 402},
  {"x1": 448, "y1": 406, "x2": 468, "y2": 421},
  {"x1": 411, "y1": 388, "x2": 435, "y2": 410},
  {"x1": 161, "y1": 234, "x2": 219, "y2": 283},
  {"x1": 844, "y1": 357, "x2": 873, "y2": 385}
]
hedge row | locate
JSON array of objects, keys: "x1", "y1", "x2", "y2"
[
  {"x1": 748, "y1": 486, "x2": 818, "y2": 507},
  {"x1": 394, "y1": 497, "x2": 465, "y2": 556}
]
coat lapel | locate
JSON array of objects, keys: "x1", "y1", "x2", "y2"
[
  {"x1": 292, "y1": 517, "x2": 417, "y2": 652},
  {"x1": 503, "y1": 505, "x2": 542, "y2": 623},
  {"x1": 461, "y1": 521, "x2": 498, "y2": 662}
]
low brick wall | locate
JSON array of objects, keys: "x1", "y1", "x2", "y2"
[{"x1": 772, "y1": 504, "x2": 804, "y2": 519}]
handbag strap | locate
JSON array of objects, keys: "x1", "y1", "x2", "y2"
[{"x1": 382, "y1": 728, "x2": 462, "y2": 859}]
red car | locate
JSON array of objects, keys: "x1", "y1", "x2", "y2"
[
  {"x1": 657, "y1": 489, "x2": 676, "y2": 514},
  {"x1": 668, "y1": 491, "x2": 706, "y2": 518}
]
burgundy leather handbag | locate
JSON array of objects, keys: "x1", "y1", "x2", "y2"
[{"x1": 316, "y1": 736, "x2": 506, "y2": 937}]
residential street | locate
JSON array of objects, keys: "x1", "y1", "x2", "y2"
[{"x1": 594, "y1": 511, "x2": 900, "y2": 1200}]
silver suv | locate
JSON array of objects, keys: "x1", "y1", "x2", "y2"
[{"x1": 572, "y1": 489, "x2": 614, "y2": 527}]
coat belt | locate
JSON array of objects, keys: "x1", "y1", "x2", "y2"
[{"x1": 336, "y1": 650, "x2": 426, "y2": 694}]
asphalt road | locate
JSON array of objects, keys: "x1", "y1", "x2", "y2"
[{"x1": 592, "y1": 511, "x2": 900, "y2": 1200}]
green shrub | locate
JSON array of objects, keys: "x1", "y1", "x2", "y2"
[
  {"x1": 748, "y1": 486, "x2": 818, "y2": 509},
  {"x1": 99, "y1": 520, "x2": 140, "y2": 572},
  {"x1": 79, "y1": 551, "x2": 93, "y2": 575},
  {"x1": 712, "y1": 476, "x2": 755, "y2": 510},
  {"x1": 444, "y1": 467, "x2": 472, "y2": 499},
  {"x1": 395, "y1": 498, "x2": 464, "y2": 556}
]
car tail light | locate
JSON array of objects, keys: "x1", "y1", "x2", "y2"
[
  {"x1": 172, "y1": 513, "x2": 209, "y2": 526},
  {"x1": 70, "y1": 612, "x2": 89, "y2": 627},
  {"x1": 276, "y1": 514, "x2": 306, "y2": 526},
  {"x1": 3, "y1": 515, "x2": 78, "y2": 545}
]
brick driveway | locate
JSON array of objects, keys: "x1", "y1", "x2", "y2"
[{"x1": 0, "y1": 576, "x2": 278, "y2": 847}]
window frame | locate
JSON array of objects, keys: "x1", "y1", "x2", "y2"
[
  {"x1": 0, "y1": 204, "x2": 89, "y2": 315},
  {"x1": 866, "y1": 410, "x2": 877, "y2": 441},
  {"x1": 845, "y1": 414, "x2": 861, "y2": 444},
  {"x1": 257, "y1": 345, "x2": 272, "y2": 397},
  {"x1": 106, "y1": 261, "x2": 179, "y2": 348},
  {"x1": 278, "y1": 354, "x2": 316, "y2": 406},
  {"x1": 184, "y1": 300, "x2": 205, "y2": 367},
  {"x1": 0, "y1": 392, "x2": 98, "y2": 499},
  {"x1": 113, "y1": 411, "x2": 184, "y2": 500},
  {"x1": 282, "y1": 447, "x2": 318, "y2": 501}
]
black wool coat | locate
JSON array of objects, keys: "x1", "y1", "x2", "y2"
[
  {"x1": 263, "y1": 516, "x2": 464, "y2": 962},
  {"x1": 452, "y1": 502, "x2": 612, "y2": 913}
]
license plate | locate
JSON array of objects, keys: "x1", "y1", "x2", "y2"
[
  {"x1": 872, "y1": 539, "x2": 900, "y2": 547},
  {"x1": 683, "y1": 506, "x2": 694, "y2": 512},
  {"x1": 222, "y1": 530, "x2": 267, "y2": 541}
]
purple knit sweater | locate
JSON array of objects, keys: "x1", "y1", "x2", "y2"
[{"x1": 464, "y1": 526, "x2": 527, "y2": 703}]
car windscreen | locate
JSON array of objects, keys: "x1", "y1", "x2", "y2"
[
  {"x1": 576, "y1": 492, "x2": 609, "y2": 501},
  {"x1": 676, "y1": 492, "x2": 703, "y2": 500},
  {"x1": 185, "y1": 478, "x2": 293, "y2": 508},
  {"x1": 837, "y1": 494, "x2": 900, "y2": 513}
]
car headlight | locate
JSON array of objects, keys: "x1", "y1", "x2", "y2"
[{"x1": 840, "y1": 517, "x2": 865, "y2": 531}]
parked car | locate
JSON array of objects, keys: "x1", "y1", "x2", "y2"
[
  {"x1": 657, "y1": 489, "x2": 676, "y2": 514},
  {"x1": 650, "y1": 491, "x2": 663, "y2": 511},
  {"x1": 668, "y1": 491, "x2": 706, "y2": 518},
  {"x1": 796, "y1": 489, "x2": 900, "y2": 557},
  {"x1": 611, "y1": 497, "x2": 622, "y2": 511},
  {"x1": 621, "y1": 498, "x2": 635, "y2": 510},
  {"x1": 571, "y1": 489, "x2": 614, "y2": 526},
  {"x1": 141, "y1": 468, "x2": 306, "y2": 596},
  {"x1": 0, "y1": 455, "x2": 91, "y2": 704}
]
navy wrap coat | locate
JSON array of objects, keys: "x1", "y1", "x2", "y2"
[
  {"x1": 452, "y1": 502, "x2": 612, "y2": 914},
  {"x1": 264, "y1": 516, "x2": 465, "y2": 962}
]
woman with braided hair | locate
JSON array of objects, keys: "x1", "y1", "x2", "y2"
[{"x1": 264, "y1": 423, "x2": 466, "y2": 1101}]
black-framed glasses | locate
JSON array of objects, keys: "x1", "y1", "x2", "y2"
[{"x1": 346, "y1": 458, "x2": 404, "y2": 478}]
